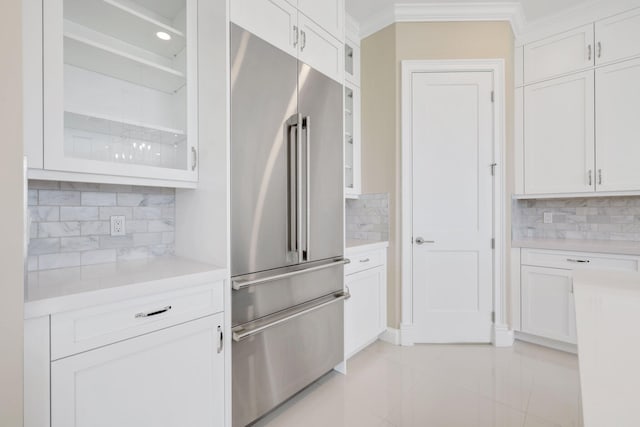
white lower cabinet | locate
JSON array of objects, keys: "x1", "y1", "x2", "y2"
[
  {"x1": 521, "y1": 266, "x2": 577, "y2": 344},
  {"x1": 52, "y1": 313, "x2": 224, "y2": 427},
  {"x1": 344, "y1": 245, "x2": 388, "y2": 359}
]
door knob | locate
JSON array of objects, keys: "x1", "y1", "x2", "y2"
[{"x1": 415, "y1": 237, "x2": 435, "y2": 245}]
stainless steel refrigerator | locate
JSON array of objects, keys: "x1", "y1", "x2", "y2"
[{"x1": 230, "y1": 24, "x2": 347, "y2": 427}]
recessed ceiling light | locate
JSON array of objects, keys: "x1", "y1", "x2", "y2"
[{"x1": 156, "y1": 31, "x2": 172, "y2": 41}]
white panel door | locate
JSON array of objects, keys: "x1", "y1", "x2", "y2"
[
  {"x1": 524, "y1": 24, "x2": 594, "y2": 84},
  {"x1": 297, "y1": 0, "x2": 344, "y2": 41},
  {"x1": 595, "y1": 58, "x2": 640, "y2": 192},
  {"x1": 298, "y1": 13, "x2": 344, "y2": 83},
  {"x1": 51, "y1": 314, "x2": 224, "y2": 427},
  {"x1": 230, "y1": 0, "x2": 298, "y2": 57},
  {"x1": 521, "y1": 266, "x2": 577, "y2": 344},
  {"x1": 524, "y1": 71, "x2": 595, "y2": 194},
  {"x1": 411, "y1": 71, "x2": 494, "y2": 343},
  {"x1": 595, "y1": 8, "x2": 640, "y2": 65}
]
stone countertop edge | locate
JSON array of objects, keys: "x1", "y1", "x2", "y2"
[
  {"x1": 24, "y1": 256, "x2": 228, "y2": 319},
  {"x1": 345, "y1": 240, "x2": 389, "y2": 253},
  {"x1": 512, "y1": 239, "x2": 640, "y2": 256}
]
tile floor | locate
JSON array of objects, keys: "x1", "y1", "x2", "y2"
[{"x1": 254, "y1": 340, "x2": 583, "y2": 427}]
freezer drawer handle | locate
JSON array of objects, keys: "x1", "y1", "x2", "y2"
[
  {"x1": 232, "y1": 290, "x2": 351, "y2": 342},
  {"x1": 134, "y1": 305, "x2": 172, "y2": 318},
  {"x1": 232, "y1": 258, "x2": 349, "y2": 290}
]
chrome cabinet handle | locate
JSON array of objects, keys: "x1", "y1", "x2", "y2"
[
  {"x1": 135, "y1": 305, "x2": 172, "y2": 318},
  {"x1": 587, "y1": 44, "x2": 592, "y2": 61},
  {"x1": 232, "y1": 291, "x2": 350, "y2": 342},
  {"x1": 232, "y1": 258, "x2": 349, "y2": 290},
  {"x1": 597, "y1": 41, "x2": 602, "y2": 58},
  {"x1": 598, "y1": 169, "x2": 603, "y2": 185},
  {"x1": 191, "y1": 147, "x2": 197, "y2": 171},
  {"x1": 301, "y1": 30, "x2": 306, "y2": 51},
  {"x1": 293, "y1": 25, "x2": 299, "y2": 47},
  {"x1": 217, "y1": 326, "x2": 223, "y2": 354},
  {"x1": 588, "y1": 170, "x2": 593, "y2": 186},
  {"x1": 567, "y1": 258, "x2": 590, "y2": 263},
  {"x1": 415, "y1": 237, "x2": 435, "y2": 245},
  {"x1": 359, "y1": 258, "x2": 370, "y2": 263}
]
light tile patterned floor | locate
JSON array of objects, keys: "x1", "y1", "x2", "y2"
[{"x1": 254, "y1": 340, "x2": 583, "y2": 427}]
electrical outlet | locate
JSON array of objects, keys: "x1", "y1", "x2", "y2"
[
  {"x1": 110, "y1": 216, "x2": 126, "y2": 236},
  {"x1": 543, "y1": 212, "x2": 553, "y2": 224}
]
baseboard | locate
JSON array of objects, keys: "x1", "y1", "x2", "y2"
[
  {"x1": 493, "y1": 324, "x2": 515, "y2": 347},
  {"x1": 515, "y1": 331, "x2": 578, "y2": 354},
  {"x1": 379, "y1": 328, "x2": 401, "y2": 345}
]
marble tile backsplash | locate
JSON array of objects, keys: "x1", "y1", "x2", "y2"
[
  {"x1": 346, "y1": 193, "x2": 389, "y2": 242},
  {"x1": 513, "y1": 196, "x2": 640, "y2": 241},
  {"x1": 28, "y1": 180, "x2": 175, "y2": 271}
]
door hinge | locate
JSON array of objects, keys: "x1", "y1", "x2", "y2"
[
  {"x1": 491, "y1": 238, "x2": 495, "y2": 249},
  {"x1": 491, "y1": 311, "x2": 495, "y2": 323},
  {"x1": 491, "y1": 91, "x2": 495, "y2": 103}
]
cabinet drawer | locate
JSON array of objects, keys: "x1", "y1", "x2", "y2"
[
  {"x1": 522, "y1": 249, "x2": 639, "y2": 271},
  {"x1": 51, "y1": 281, "x2": 223, "y2": 360},
  {"x1": 345, "y1": 248, "x2": 385, "y2": 275}
]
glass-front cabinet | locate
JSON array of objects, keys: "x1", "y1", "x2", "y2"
[
  {"x1": 43, "y1": 0, "x2": 198, "y2": 183},
  {"x1": 344, "y1": 83, "x2": 360, "y2": 197}
]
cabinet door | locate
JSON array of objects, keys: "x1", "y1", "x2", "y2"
[
  {"x1": 524, "y1": 24, "x2": 594, "y2": 84},
  {"x1": 344, "y1": 266, "x2": 385, "y2": 358},
  {"x1": 43, "y1": 0, "x2": 199, "y2": 183},
  {"x1": 521, "y1": 266, "x2": 577, "y2": 344},
  {"x1": 297, "y1": 0, "x2": 344, "y2": 41},
  {"x1": 51, "y1": 314, "x2": 224, "y2": 427},
  {"x1": 298, "y1": 13, "x2": 344, "y2": 83},
  {"x1": 595, "y1": 58, "x2": 640, "y2": 192},
  {"x1": 524, "y1": 71, "x2": 595, "y2": 194},
  {"x1": 230, "y1": 0, "x2": 297, "y2": 57},
  {"x1": 595, "y1": 8, "x2": 640, "y2": 65}
]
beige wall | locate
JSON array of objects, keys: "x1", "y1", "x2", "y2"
[
  {"x1": 0, "y1": 0, "x2": 24, "y2": 425},
  {"x1": 361, "y1": 21, "x2": 514, "y2": 329}
]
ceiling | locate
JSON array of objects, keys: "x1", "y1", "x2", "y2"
[{"x1": 346, "y1": 0, "x2": 590, "y2": 25}]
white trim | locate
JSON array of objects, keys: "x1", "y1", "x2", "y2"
[
  {"x1": 360, "y1": 2, "x2": 525, "y2": 39},
  {"x1": 493, "y1": 324, "x2": 515, "y2": 347},
  {"x1": 400, "y1": 59, "x2": 510, "y2": 347},
  {"x1": 379, "y1": 328, "x2": 401, "y2": 346},
  {"x1": 515, "y1": 331, "x2": 578, "y2": 354},
  {"x1": 514, "y1": 189, "x2": 640, "y2": 200},
  {"x1": 27, "y1": 168, "x2": 198, "y2": 189}
]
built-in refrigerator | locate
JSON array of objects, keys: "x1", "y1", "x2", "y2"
[{"x1": 229, "y1": 23, "x2": 347, "y2": 427}]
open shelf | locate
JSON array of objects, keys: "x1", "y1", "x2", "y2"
[
  {"x1": 65, "y1": 111, "x2": 186, "y2": 145},
  {"x1": 64, "y1": 24, "x2": 186, "y2": 94},
  {"x1": 65, "y1": 0, "x2": 186, "y2": 58}
]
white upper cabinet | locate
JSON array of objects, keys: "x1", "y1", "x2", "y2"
[
  {"x1": 41, "y1": 0, "x2": 199, "y2": 184},
  {"x1": 230, "y1": 0, "x2": 297, "y2": 57},
  {"x1": 595, "y1": 8, "x2": 640, "y2": 65},
  {"x1": 524, "y1": 71, "x2": 595, "y2": 194},
  {"x1": 595, "y1": 58, "x2": 640, "y2": 192},
  {"x1": 524, "y1": 24, "x2": 594, "y2": 84},
  {"x1": 297, "y1": 0, "x2": 344, "y2": 41},
  {"x1": 230, "y1": 0, "x2": 344, "y2": 83}
]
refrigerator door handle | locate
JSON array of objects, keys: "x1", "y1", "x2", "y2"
[
  {"x1": 232, "y1": 258, "x2": 349, "y2": 290},
  {"x1": 302, "y1": 116, "x2": 311, "y2": 261},
  {"x1": 232, "y1": 290, "x2": 351, "y2": 341},
  {"x1": 286, "y1": 114, "x2": 302, "y2": 259}
]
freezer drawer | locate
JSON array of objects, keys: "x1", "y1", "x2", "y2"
[
  {"x1": 232, "y1": 292, "x2": 347, "y2": 427},
  {"x1": 232, "y1": 258, "x2": 345, "y2": 327}
]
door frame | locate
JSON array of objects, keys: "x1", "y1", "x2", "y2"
[{"x1": 400, "y1": 59, "x2": 513, "y2": 347}]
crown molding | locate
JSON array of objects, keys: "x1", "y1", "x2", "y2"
[{"x1": 360, "y1": 2, "x2": 526, "y2": 39}]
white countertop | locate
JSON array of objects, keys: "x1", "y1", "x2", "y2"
[
  {"x1": 512, "y1": 239, "x2": 640, "y2": 256},
  {"x1": 345, "y1": 239, "x2": 389, "y2": 253},
  {"x1": 25, "y1": 257, "x2": 227, "y2": 318}
]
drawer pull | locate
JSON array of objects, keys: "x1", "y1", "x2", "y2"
[
  {"x1": 135, "y1": 305, "x2": 172, "y2": 319},
  {"x1": 567, "y1": 259, "x2": 590, "y2": 264},
  {"x1": 360, "y1": 258, "x2": 370, "y2": 263}
]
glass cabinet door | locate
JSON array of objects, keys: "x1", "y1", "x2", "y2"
[
  {"x1": 44, "y1": 0, "x2": 198, "y2": 182},
  {"x1": 345, "y1": 86, "x2": 355, "y2": 191}
]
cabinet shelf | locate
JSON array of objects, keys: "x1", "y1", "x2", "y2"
[
  {"x1": 65, "y1": 111, "x2": 186, "y2": 145},
  {"x1": 64, "y1": 29, "x2": 185, "y2": 94},
  {"x1": 65, "y1": 0, "x2": 186, "y2": 58}
]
